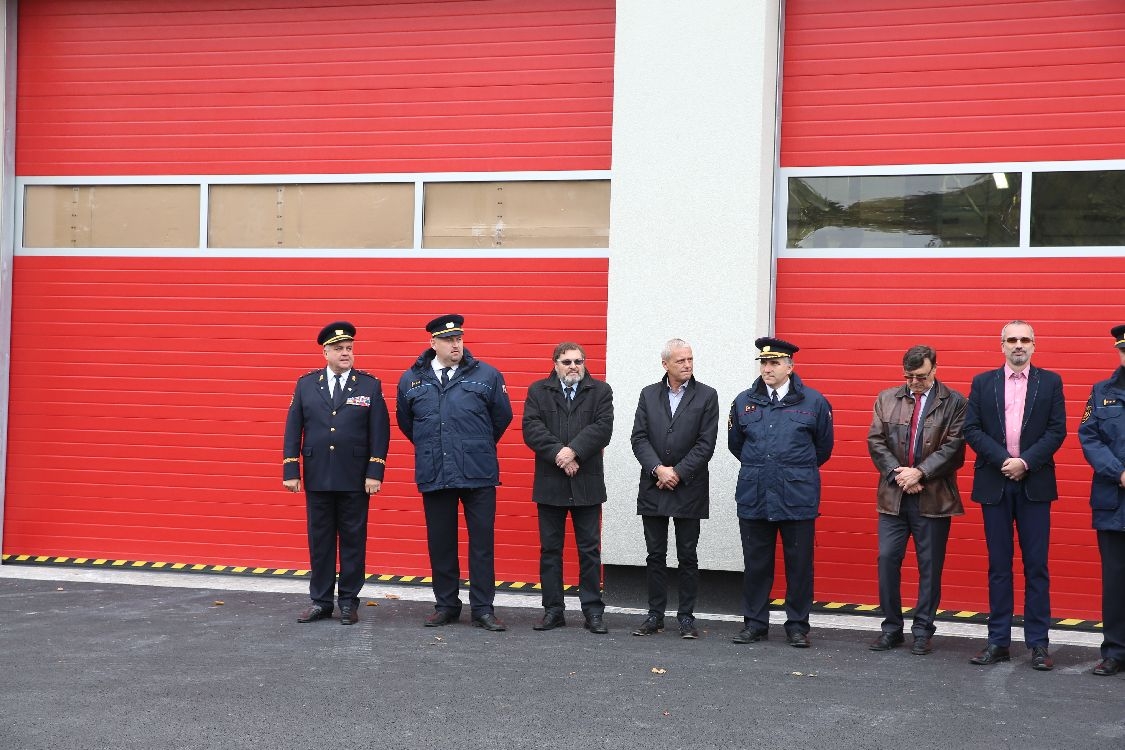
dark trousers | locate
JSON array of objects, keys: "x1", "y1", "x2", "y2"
[
  {"x1": 739, "y1": 517, "x2": 814, "y2": 635},
  {"x1": 537, "y1": 503, "x2": 603, "y2": 616},
  {"x1": 642, "y1": 515, "x2": 701, "y2": 618},
  {"x1": 876, "y1": 496, "x2": 951, "y2": 637},
  {"x1": 422, "y1": 486, "x2": 496, "y2": 617},
  {"x1": 1098, "y1": 529, "x2": 1125, "y2": 662},
  {"x1": 306, "y1": 490, "x2": 370, "y2": 608},
  {"x1": 980, "y1": 481, "x2": 1052, "y2": 647}
]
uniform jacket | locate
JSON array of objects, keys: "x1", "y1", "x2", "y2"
[
  {"x1": 866, "y1": 380, "x2": 967, "y2": 517},
  {"x1": 283, "y1": 368, "x2": 390, "y2": 492},
  {"x1": 727, "y1": 372, "x2": 834, "y2": 521},
  {"x1": 521, "y1": 371, "x2": 614, "y2": 506},
  {"x1": 1078, "y1": 366, "x2": 1125, "y2": 531},
  {"x1": 963, "y1": 364, "x2": 1066, "y2": 504},
  {"x1": 631, "y1": 375, "x2": 719, "y2": 519},
  {"x1": 396, "y1": 348, "x2": 513, "y2": 493}
]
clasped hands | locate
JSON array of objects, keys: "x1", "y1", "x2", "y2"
[
  {"x1": 555, "y1": 447, "x2": 580, "y2": 477},
  {"x1": 654, "y1": 465, "x2": 680, "y2": 490},
  {"x1": 892, "y1": 466, "x2": 924, "y2": 494}
]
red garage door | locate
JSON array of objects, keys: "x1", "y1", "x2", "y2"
[
  {"x1": 778, "y1": 0, "x2": 1125, "y2": 619},
  {"x1": 4, "y1": 0, "x2": 615, "y2": 585}
]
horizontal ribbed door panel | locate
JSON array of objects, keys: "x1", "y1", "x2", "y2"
[
  {"x1": 17, "y1": 0, "x2": 615, "y2": 175},
  {"x1": 776, "y1": 256, "x2": 1123, "y2": 620},
  {"x1": 4, "y1": 256, "x2": 609, "y2": 582},
  {"x1": 782, "y1": 0, "x2": 1125, "y2": 166}
]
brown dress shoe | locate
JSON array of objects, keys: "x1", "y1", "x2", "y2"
[
  {"x1": 339, "y1": 605, "x2": 358, "y2": 625},
  {"x1": 869, "y1": 632, "x2": 904, "y2": 651},
  {"x1": 425, "y1": 610, "x2": 460, "y2": 627},
  {"x1": 297, "y1": 603, "x2": 332, "y2": 623}
]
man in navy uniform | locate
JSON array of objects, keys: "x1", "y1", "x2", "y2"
[
  {"x1": 396, "y1": 314, "x2": 514, "y2": 632},
  {"x1": 1077, "y1": 324, "x2": 1125, "y2": 677},
  {"x1": 283, "y1": 321, "x2": 390, "y2": 625},
  {"x1": 963, "y1": 320, "x2": 1066, "y2": 671},
  {"x1": 728, "y1": 337, "x2": 833, "y2": 648}
]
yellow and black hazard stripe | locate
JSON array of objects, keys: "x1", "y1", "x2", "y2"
[
  {"x1": 0, "y1": 553, "x2": 577, "y2": 593},
  {"x1": 767, "y1": 597, "x2": 1103, "y2": 632},
  {"x1": 0, "y1": 554, "x2": 1100, "y2": 626}
]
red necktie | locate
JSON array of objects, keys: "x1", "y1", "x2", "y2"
[{"x1": 907, "y1": 393, "x2": 923, "y2": 466}]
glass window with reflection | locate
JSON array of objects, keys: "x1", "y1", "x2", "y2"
[
  {"x1": 1031, "y1": 171, "x2": 1125, "y2": 247},
  {"x1": 787, "y1": 173, "x2": 1020, "y2": 249}
]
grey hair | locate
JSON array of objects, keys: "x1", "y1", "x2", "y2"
[{"x1": 661, "y1": 338, "x2": 691, "y2": 362}]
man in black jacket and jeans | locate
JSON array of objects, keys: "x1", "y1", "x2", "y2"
[
  {"x1": 630, "y1": 339, "x2": 720, "y2": 639},
  {"x1": 522, "y1": 342, "x2": 614, "y2": 634}
]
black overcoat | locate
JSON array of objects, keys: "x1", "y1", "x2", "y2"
[
  {"x1": 631, "y1": 375, "x2": 719, "y2": 519},
  {"x1": 521, "y1": 371, "x2": 614, "y2": 506}
]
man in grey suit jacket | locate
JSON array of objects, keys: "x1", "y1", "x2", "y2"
[{"x1": 630, "y1": 339, "x2": 720, "y2": 639}]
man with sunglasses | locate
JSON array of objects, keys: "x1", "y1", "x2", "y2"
[
  {"x1": 522, "y1": 343, "x2": 614, "y2": 633},
  {"x1": 964, "y1": 320, "x2": 1066, "y2": 671},
  {"x1": 867, "y1": 345, "x2": 967, "y2": 656}
]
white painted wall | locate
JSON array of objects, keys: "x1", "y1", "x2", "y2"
[{"x1": 603, "y1": 0, "x2": 780, "y2": 571}]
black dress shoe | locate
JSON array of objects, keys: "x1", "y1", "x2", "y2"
[
  {"x1": 678, "y1": 616, "x2": 699, "y2": 639},
  {"x1": 911, "y1": 636, "x2": 933, "y2": 655},
  {"x1": 1030, "y1": 645, "x2": 1053, "y2": 671},
  {"x1": 471, "y1": 613, "x2": 507, "y2": 632},
  {"x1": 584, "y1": 614, "x2": 608, "y2": 634},
  {"x1": 632, "y1": 614, "x2": 664, "y2": 636},
  {"x1": 786, "y1": 631, "x2": 811, "y2": 648},
  {"x1": 731, "y1": 626, "x2": 768, "y2": 644},
  {"x1": 297, "y1": 603, "x2": 332, "y2": 623},
  {"x1": 533, "y1": 611, "x2": 566, "y2": 631},
  {"x1": 339, "y1": 605, "x2": 358, "y2": 625},
  {"x1": 969, "y1": 644, "x2": 1011, "y2": 665},
  {"x1": 424, "y1": 610, "x2": 461, "y2": 627},
  {"x1": 869, "y1": 632, "x2": 904, "y2": 651},
  {"x1": 1093, "y1": 657, "x2": 1121, "y2": 676}
]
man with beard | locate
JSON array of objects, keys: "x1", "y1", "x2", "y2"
[
  {"x1": 522, "y1": 342, "x2": 614, "y2": 633},
  {"x1": 396, "y1": 314, "x2": 513, "y2": 632},
  {"x1": 963, "y1": 320, "x2": 1066, "y2": 671},
  {"x1": 728, "y1": 337, "x2": 833, "y2": 648}
]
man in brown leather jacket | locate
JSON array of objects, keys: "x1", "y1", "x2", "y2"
[{"x1": 866, "y1": 345, "x2": 967, "y2": 656}]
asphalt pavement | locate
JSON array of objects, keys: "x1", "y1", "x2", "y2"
[{"x1": 1, "y1": 565, "x2": 1121, "y2": 750}]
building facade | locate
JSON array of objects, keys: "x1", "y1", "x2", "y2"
[{"x1": 2, "y1": 0, "x2": 1122, "y2": 619}]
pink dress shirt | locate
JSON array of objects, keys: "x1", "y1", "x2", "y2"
[{"x1": 1004, "y1": 365, "x2": 1028, "y2": 458}]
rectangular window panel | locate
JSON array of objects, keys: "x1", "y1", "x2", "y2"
[
  {"x1": 208, "y1": 184, "x2": 414, "y2": 248},
  {"x1": 1031, "y1": 171, "x2": 1125, "y2": 247},
  {"x1": 23, "y1": 185, "x2": 200, "y2": 248},
  {"x1": 423, "y1": 180, "x2": 610, "y2": 249},
  {"x1": 787, "y1": 173, "x2": 1020, "y2": 249}
]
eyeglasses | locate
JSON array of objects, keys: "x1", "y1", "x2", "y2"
[
  {"x1": 558, "y1": 358, "x2": 585, "y2": 366},
  {"x1": 904, "y1": 371, "x2": 934, "y2": 382},
  {"x1": 1004, "y1": 337, "x2": 1034, "y2": 345}
]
